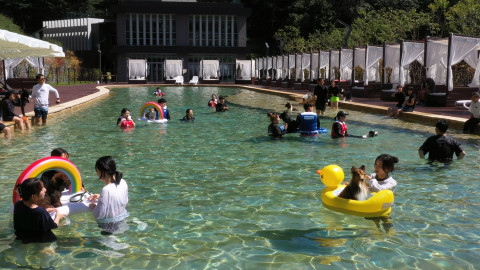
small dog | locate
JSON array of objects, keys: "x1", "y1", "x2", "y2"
[
  {"x1": 39, "y1": 171, "x2": 71, "y2": 208},
  {"x1": 338, "y1": 165, "x2": 370, "y2": 201},
  {"x1": 279, "y1": 110, "x2": 299, "y2": 133}
]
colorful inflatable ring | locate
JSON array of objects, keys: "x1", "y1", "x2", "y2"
[
  {"x1": 317, "y1": 165, "x2": 394, "y2": 217},
  {"x1": 13, "y1": 157, "x2": 83, "y2": 204},
  {"x1": 139, "y1": 101, "x2": 164, "y2": 120}
]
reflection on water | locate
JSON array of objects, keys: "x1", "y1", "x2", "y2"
[{"x1": 0, "y1": 86, "x2": 478, "y2": 269}]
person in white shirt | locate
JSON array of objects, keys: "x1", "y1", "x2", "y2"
[
  {"x1": 463, "y1": 92, "x2": 480, "y2": 134},
  {"x1": 31, "y1": 74, "x2": 60, "y2": 125},
  {"x1": 88, "y1": 156, "x2": 129, "y2": 235}
]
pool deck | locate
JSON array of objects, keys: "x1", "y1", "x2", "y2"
[{"x1": 4, "y1": 82, "x2": 474, "y2": 134}]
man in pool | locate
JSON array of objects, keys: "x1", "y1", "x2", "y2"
[
  {"x1": 216, "y1": 96, "x2": 229, "y2": 112},
  {"x1": 31, "y1": 74, "x2": 60, "y2": 125},
  {"x1": 418, "y1": 119, "x2": 466, "y2": 163}
]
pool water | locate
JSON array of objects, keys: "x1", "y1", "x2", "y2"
[{"x1": 0, "y1": 86, "x2": 479, "y2": 269}]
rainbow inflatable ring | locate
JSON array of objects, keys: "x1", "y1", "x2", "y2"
[
  {"x1": 317, "y1": 165, "x2": 394, "y2": 217},
  {"x1": 138, "y1": 101, "x2": 168, "y2": 123},
  {"x1": 13, "y1": 157, "x2": 83, "y2": 204}
]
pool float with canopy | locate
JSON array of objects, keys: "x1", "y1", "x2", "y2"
[
  {"x1": 317, "y1": 165, "x2": 394, "y2": 217},
  {"x1": 138, "y1": 101, "x2": 168, "y2": 123},
  {"x1": 12, "y1": 156, "x2": 92, "y2": 217}
]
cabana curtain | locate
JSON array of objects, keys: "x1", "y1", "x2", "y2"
[
  {"x1": 364, "y1": 46, "x2": 383, "y2": 85},
  {"x1": 275, "y1": 56, "x2": 283, "y2": 80},
  {"x1": 384, "y1": 45, "x2": 400, "y2": 84},
  {"x1": 235, "y1": 59, "x2": 252, "y2": 80},
  {"x1": 301, "y1": 53, "x2": 310, "y2": 81},
  {"x1": 200, "y1": 60, "x2": 220, "y2": 79},
  {"x1": 448, "y1": 35, "x2": 480, "y2": 90},
  {"x1": 330, "y1": 50, "x2": 339, "y2": 80},
  {"x1": 288, "y1": 55, "x2": 295, "y2": 79},
  {"x1": 295, "y1": 54, "x2": 302, "y2": 80},
  {"x1": 425, "y1": 40, "x2": 448, "y2": 86},
  {"x1": 164, "y1": 59, "x2": 182, "y2": 79},
  {"x1": 128, "y1": 59, "x2": 147, "y2": 79},
  {"x1": 320, "y1": 51, "x2": 329, "y2": 79},
  {"x1": 311, "y1": 53, "x2": 319, "y2": 80},
  {"x1": 340, "y1": 49, "x2": 353, "y2": 81},
  {"x1": 399, "y1": 42, "x2": 424, "y2": 87}
]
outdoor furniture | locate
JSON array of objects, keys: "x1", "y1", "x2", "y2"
[
  {"x1": 175, "y1": 76, "x2": 184, "y2": 85},
  {"x1": 189, "y1": 76, "x2": 199, "y2": 85},
  {"x1": 455, "y1": 100, "x2": 471, "y2": 109}
]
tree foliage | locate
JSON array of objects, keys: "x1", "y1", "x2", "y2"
[
  {"x1": 446, "y1": 0, "x2": 480, "y2": 35},
  {"x1": 0, "y1": 14, "x2": 24, "y2": 34}
]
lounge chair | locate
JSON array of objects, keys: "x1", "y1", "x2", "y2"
[
  {"x1": 175, "y1": 76, "x2": 184, "y2": 85},
  {"x1": 189, "y1": 76, "x2": 199, "y2": 85},
  {"x1": 455, "y1": 100, "x2": 471, "y2": 109}
]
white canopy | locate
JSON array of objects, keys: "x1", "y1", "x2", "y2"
[
  {"x1": 0, "y1": 29, "x2": 65, "y2": 60},
  {"x1": 330, "y1": 50, "x2": 340, "y2": 80},
  {"x1": 288, "y1": 54, "x2": 295, "y2": 79},
  {"x1": 301, "y1": 53, "x2": 310, "y2": 81},
  {"x1": 164, "y1": 59, "x2": 182, "y2": 79},
  {"x1": 128, "y1": 59, "x2": 147, "y2": 80},
  {"x1": 384, "y1": 44, "x2": 400, "y2": 84},
  {"x1": 400, "y1": 41, "x2": 424, "y2": 87},
  {"x1": 282, "y1": 55, "x2": 288, "y2": 79},
  {"x1": 295, "y1": 54, "x2": 302, "y2": 80},
  {"x1": 340, "y1": 49, "x2": 353, "y2": 81},
  {"x1": 448, "y1": 34, "x2": 480, "y2": 90},
  {"x1": 199, "y1": 60, "x2": 220, "y2": 79},
  {"x1": 426, "y1": 38, "x2": 448, "y2": 87},
  {"x1": 275, "y1": 56, "x2": 283, "y2": 80},
  {"x1": 320, "y1": 51, "x2": 329, "y2": 79},
  {"x1": 311, "y1": 53, "x2": 319, "y2": 80},
  {"x1": 236, "y1": 59, "x2": 252, "y2": 80},
  {"x1": 364, "y1": 46, "x2": 383, "y2": 85}
]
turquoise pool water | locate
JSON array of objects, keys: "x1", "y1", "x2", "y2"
[{"x1": 0, "y1": 86, "x2": 479, "y2": 269}]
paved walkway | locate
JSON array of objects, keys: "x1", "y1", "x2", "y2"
[{"x1": 5, "y1": 82, "x2": 474, "y2": 133}]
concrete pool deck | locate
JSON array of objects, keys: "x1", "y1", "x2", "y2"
[{"x1": 4, "y1": 83, "x2": 474, "y2": 134}]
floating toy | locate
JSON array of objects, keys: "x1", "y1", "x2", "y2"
[
  {"x1": 298, "y1": 128, "x2": 328, "y2": 136},
  {"x1": 13, "y1": 157, "x2": 83, "y2": 204},
  {"x1": 138, "y1": 101, "x2": 168, "y2": 123},
  {"x1": 317, "y1": 165, "x2": 394, "y2": 217}
]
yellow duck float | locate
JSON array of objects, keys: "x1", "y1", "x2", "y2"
[{"x1": 317, "y1": 165, "x2": 394, "y2": 217}]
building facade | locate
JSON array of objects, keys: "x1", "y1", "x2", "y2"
[
  {"x1": 43, "y1": 18, "x2": 105, "y2": 51},
  {"x1": 112, "y1": 0, "x2": 250, "y2": 82}
]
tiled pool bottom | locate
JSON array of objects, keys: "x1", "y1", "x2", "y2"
[{"x1": 0, "y1": 86, "x2": 479, "y2": 269}]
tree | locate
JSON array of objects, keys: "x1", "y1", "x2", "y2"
[
  {"x1": 0, "y1": 14, "x2": 24, "y2": 34},
  {"x1": 446, "y1": 0, "x2": 480, "y2": 35}
]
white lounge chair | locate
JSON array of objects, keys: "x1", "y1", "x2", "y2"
[
  {"x1": 189, "y1": 76, "x2": 199, "y2": 85},
  {"x1": 175, "y1": 76, "x2": 184, "y2": 85},
  {"x1": 455, "y1": 100, "x2": 471, "y2": 109}
]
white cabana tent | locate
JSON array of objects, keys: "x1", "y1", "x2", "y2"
[
  {"x1": 235, "y1": 59, "x2": 252, "y2": 81},
  {"x1": 311, "y1": 52, "x2": 319, "y2": 80},
  {"x1": 0, "y1": 29, "x2": 65, "y2": 83},
  {"x1": 282, "y1": 55, "x2": 288, "y2": 79},
  {"x1": 295, "y1": 54, "x2": 302, "y2": 80},
  {"x1": 288, "y1": 54, "x2": 295, "y2": 79},
  {"x1": 275, "y1": 56, "x2": 283, "y2": 80},
  {"x1": 363, "y1": 46, "x2": 383, "y2": 85},
  {"x1": 127, "y1": 59, "x2": 147, "y2": 83},
  {"x1": 447, "y1": 34, "x2": 480, "y2": 90},
  {"x1": 301, "y1": 53, "x2": 310, "y2": 81},
  {"x1": 319, "y1": 51, "x2": 329, "y2": 79},
  {"x1": 164, "y1": 59, "x2": 183, "y2": 80},
  {"x1": 384, "y1": 44, "x2": 401, "y2": 84},
  {"x1": 399, "y1": 41, "x2": 424, "y2": 87},
  {"x1": 199, "y1": 60, "x2": 220, "y2": 80},
  {"x1": 340, "y1": 49, "x2": 353, "y2": 81},
  {"x1": 425, "y1": 38, "x2": 448, "y2": 86},
  {"x1": 266, "y1": 57, "x2": 273, "y2": 79},
  {"x1": 330, "y1": 50, "x2": 340, "y2": 81}
]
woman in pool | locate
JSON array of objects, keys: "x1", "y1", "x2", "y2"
[
  {"x1": 117, "y1": 108, "x2": 136, "y2": 128},
  {"x1": 88, "y1": 156, "x2": 129, "y2": 234},
  {"x1": 267, "y1": 112, "x2": 287, "y2": 138},
  {"x1": 181, "y1": 109, "x2": 195, "y2": 121},
  {"x1": 208, "y1": 94, "x2": 218, "y2": 107},
  {"x1": 14, "y1": 178, "x2": 66, "y2": 243}
]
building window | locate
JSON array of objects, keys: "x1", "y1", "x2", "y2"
[
  {"x1": 125, "y1": 13, "x2": 176, "y2": 46},
  {"x1": 189, "y1": 15, "x2": 237, "y2": 47}
]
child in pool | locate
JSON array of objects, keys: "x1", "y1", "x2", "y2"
[
  {"x1": 146, "y1": 108, "x2": 157, "y2": 120},
  {"x1": 366, "y1": 154, "x2": 399, "y2": 232},
  {"x1": 208, "y1": 94, "x2": 218, "y2": 107},
  {"x1": 368, "y1": 154, "x2": 398, "y2": 192},
  {"x1": 117, "y1": 108, "x2": 136, "y2": 128},
  {"x1": 267, "y1": 112, "x2": 287, "y2": 138}
]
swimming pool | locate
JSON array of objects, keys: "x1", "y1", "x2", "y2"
[{"x1": 0, "y1": 86, "x2": 479, "y2": 269}]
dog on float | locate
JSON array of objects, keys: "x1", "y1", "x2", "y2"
[
  {"x1": 38, "y1": 171, "x2": 72, "y2": 208},
  {"x1": 338, "y1": 165, "x2": 370, "y2": 201}
]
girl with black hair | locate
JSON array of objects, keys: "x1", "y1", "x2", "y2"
[
  {"x1": 13, "y1": 178, "x2": 66, "y2": 243},
  {"x1": 88, "y1": 156, "x2": 129, "y2": 234},
  {"x1": 267, "y1": 112, "x2": 287, "y2": 138},
  {"x1": 368, "y1": 154, "x2": 399, "y2": 192}
]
